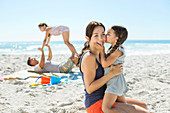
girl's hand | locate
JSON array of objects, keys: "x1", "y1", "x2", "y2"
[
  {"x1": 112, "y1": 37, "x2": 119, "y2": 46},
  {"x1": 99, "y1": 46, "x2": 105, "y2": 53},
  {"x1": 45, "y1": 44, "x2": 50, "y2": 47},
  {"x1": 109, "y1": 64, "x2": 123, "y2": 77}
]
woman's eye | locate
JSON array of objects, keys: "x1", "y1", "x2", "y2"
[
  {"x1": 94, "y1": 35, "x2": 98, "y2": 37},
  {"x1": 102, "y1": 34, "x2": 105, "y2": 36}
]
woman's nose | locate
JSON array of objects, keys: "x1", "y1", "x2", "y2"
[{"x1": 99, "y1": 35, "x2": 105, "y2": 40}]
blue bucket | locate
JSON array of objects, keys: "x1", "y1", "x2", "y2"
[{"x1": 51, "y1": 76, "x2": 61, "y2": 85}]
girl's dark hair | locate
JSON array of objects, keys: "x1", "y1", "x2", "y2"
[
  {"x1": 106, "y1": 25, "x2": 128, "y2": 57},
  {"x1": 38, "y1": 23, "x2": 48, "y2": 27},
  {"x1": 77, "y1": 21, "x2": 105, "y2": 66}
]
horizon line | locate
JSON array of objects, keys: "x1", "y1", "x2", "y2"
[{"x1": 0, "y1": 39, "x2": 170, "y2": 42}]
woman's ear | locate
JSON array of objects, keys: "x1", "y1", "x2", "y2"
[{"x1": 85, "y1": 36, "x2": 89, "y2": 41}]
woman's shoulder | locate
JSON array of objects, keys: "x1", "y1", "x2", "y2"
[
  {"x1": 81, "y1": 51, "x2": 96, "y2": 63},
  {"x1": 81, "y1": 51, "x2": 96, "y2": 71},
  {"x1": 83, "y1": 51, "x2": 95, "y2": 60}
]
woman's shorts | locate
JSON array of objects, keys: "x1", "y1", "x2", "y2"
[{"x1": 86, "y1": 99, "x2": 116, "y2": 113}]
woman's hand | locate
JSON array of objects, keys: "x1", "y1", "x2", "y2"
[{"x1": 109, "y1": 64, "x2": 123, "y2": 77}]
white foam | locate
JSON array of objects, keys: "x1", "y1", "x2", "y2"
[{"x1": 26, "y1": 45, "x2": 40, "y2": 50}]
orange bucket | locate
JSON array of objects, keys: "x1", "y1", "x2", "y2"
[{"x1": 41, "y1": 76, "x2": 51, "y2": 84}]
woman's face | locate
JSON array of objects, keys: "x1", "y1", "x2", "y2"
[
  {"x1": 89, "y1": 26, "x2": 105, "y2": 50},
  {"x1": 39, "y1": 26, "x2": 46, "y2": 32},
  {"x1": 106, "y1": 28, "x2": 118, "y2": 45}
]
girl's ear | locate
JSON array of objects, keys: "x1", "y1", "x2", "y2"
[{"x1": 85, "y1": 36, "x2": 89, "y2": 41}]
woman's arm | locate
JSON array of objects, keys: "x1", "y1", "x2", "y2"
[
  {"x1": 100, "y1": 49, "x2": 123, "y2": 68},
  {"x1": 81, "y1": 53, "x2": 122, "y2": 94}
]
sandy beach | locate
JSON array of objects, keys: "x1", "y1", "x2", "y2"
[{"x1": 0, "y1": 54, "x2": 170, "y2": 113}]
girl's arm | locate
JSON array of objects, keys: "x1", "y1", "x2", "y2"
[
  {"x1": 100, "y1": 49, "x2": 123, "y2": 68},
  {"x1": 81, "y1": 53, "x2": 122, "y2": 94},
  {"x1": 42, "y1": 29, "x2": 51, "y2": 49},
  {"x1": 46, "y1": 34, "x2": 52, "y2": 45}
]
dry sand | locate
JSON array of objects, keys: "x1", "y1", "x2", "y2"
[{"x1": 0, "y1": 54, "x2": 170, "y2": 113}]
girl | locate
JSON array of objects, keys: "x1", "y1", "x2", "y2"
[
  {"x1": 38, "y1": 23, "x2": 78, "y2": 57},
  {"x1": 79, "y1": 21, "x2": 150, "y2": 113},
  {"x1": 100, "y1": 25, "x2": 129, "y2": 112}
]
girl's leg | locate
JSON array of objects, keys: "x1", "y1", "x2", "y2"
[
  {"x1": 102, "y1": 94, "x2": 150, "y2": 113},
  {"x1": 117, "y1": 95, "x2": 127, "y2": 103},
  {"x1": 102, "y1": 93, "x2": 118, "y2": 113},
  {"x1": 62, "y1": 32, "x2": 78, "y2": 56},
  {"x1": 125, "y1": 97, "x2": 148, "y2": 110},
  {"x1": 115, "y1": 102, "x2": 150, "y2": 113}
]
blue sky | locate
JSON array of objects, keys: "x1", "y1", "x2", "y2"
[{"x1": 0, "y1": 0, "x2": 170, "y2": 41}]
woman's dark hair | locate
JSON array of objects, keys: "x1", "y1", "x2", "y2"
[
  {"x1": 106, "y1": 25, "x2": 128, "y2": 57},
  {"x1": 38, "y1": 23, "x2": 48, "y2": 27},
  {"x1": 27, "y1": 57, "x2": 34, "y2": 66},
  {"x1": 77, "y1": 21, "x2": 105, "y2": 65}
]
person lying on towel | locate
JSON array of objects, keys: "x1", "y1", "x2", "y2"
[{"x1": 27, "y1": 44, "x2": 78, "y2": 73}]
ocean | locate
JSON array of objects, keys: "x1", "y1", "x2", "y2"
[{"x1": 0, "y1": 40, "x2": 170, "y2": 56}]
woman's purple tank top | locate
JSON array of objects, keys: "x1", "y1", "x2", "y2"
[{"x1": 79, "y1": 50, "x2": 106, "y2": 108}]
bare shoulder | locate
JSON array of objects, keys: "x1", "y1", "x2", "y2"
[
  {"x1": 82, "y1": 52, "x2": 96, "y2": 63},
  {"x1": 81, "y1": 52, "x2": 96, "y2": 71}
]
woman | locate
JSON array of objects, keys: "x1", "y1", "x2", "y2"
[{"x1": 78, "y1": 21, "x2": 151, "y2": 113}]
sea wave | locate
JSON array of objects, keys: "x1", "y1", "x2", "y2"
[{"x1": 0, "y1": 41, "x2": 170, "y2": 56}]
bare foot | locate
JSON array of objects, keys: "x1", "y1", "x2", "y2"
[
  {"x1": 70, "y1": 56, "x2": 78, "y2": 66},
  {"x1": 47, "y1": 57, "x2": 50, "y2": 61}
]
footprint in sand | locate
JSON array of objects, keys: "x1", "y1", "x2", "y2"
[
  {"x1": 24, "y1": 101, "x2": 30, "y2": 106},
  {"x1": 138, "y1": 91, "x2": 149, "y2": 95},
  {"x1": 58, "y1": 102, "x2": 74, "y2": 107},
  {"x1": 56, "y1": 86, "x2": 63, "y2": 90},
  {"x1": 13, "y1": 81, "x2": 24, "y2": 85},
  {"x1": 29, "y1": 92, "x2": 38, "y2": 97},
  {"x1": 16, "y1": 87, "x2": 23, "y2": 93}
]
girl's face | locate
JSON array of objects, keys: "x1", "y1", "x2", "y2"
[
  {"x1": 39, "y1": 26, "x2": 46, "y2": 32},
  {"x1": 106, "y1": 28, "x2": 118, "y2": 46},
  {"x1": 88, "y1": 26, "x2": 105, "y2": 51}
]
